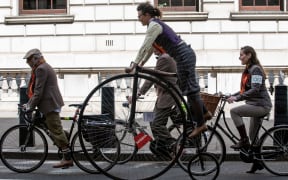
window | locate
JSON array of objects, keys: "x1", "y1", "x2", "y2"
[
  {"x1": 155, "y1": 0, "x2": 199, "y2": 11},
  {"x1": 19, "y1": 0, "x2": 67, "y2": 15},
  {"x1": 240, "y1": 0, "x2": 282, "y2": 11}
]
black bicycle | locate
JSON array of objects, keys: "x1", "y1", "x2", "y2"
[
  {"x1": 0, "y1": 104, "x2": 120, "y2": 173},
  {"x1": 77, "y1": 64, "x2": 220, "y2": 180},
  {"x1": 194, "y1": 93, "x2": 288, "y2": 176}
]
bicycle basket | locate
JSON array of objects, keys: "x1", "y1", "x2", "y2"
[
  {"x1": 200, "y1": 92, "x2": 221, "y2": 116},
  {"x1": 82, "y1": 114, "x2": 116, "y2": 148}
]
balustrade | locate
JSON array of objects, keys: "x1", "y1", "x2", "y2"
[{"x1": 0, "y1": 66, "x2": 287, "y2": 103}]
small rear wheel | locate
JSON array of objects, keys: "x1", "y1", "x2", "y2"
[
  {"x1": 174, "y1": 126, "x2": 225, "y2": 172},
  {"x1": 188, "y1": 152, "x2": 220, "y2": 180}
]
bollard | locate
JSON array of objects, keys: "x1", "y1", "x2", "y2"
[
  {"x1": 101, "y1": 86, "x2": 115, "y2": 120},
  {"x1": 19, "y1": 86, "x2": 34, "y2": 146},
  {"x1": 274, "y1": 85, "x2": 288, "y2": 144},
  {"x1": 274, "y1": 85, "x2": 288, "y2": 126}
]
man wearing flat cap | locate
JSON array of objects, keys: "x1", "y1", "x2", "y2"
[{"x1": 23, "y1": 48, "x2": 73, "y2": 168}]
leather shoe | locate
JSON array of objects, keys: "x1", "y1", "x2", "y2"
[
  {"x1": 204, "y1": 111, "x2": 213, "y2": 121},
  {"x1": 246, "y1": 162, "x2": 264, "y2": 173},
  {"x1": 189, "y1": 124, "x2": 208, "y2": 138},
  {"x1": 230, "y1": 138, "x2": 250, "y2": 149},
  {"x1": 53, "y1": 159, "x2": 73, "y2": 169}
]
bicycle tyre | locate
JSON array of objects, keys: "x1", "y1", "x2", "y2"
[
  {"x1": 0, "y1": 125, "x2": 48, "y2": 173},
  {"x1": 78, "y1": 73, "x2": 188, "y2": 180},
  {"x1": 188, "y1": 152, "x2": 220, "y2": 180},
  {"x1": 71, "y1": 132, "x2": 100, "y2": 174},
  {"x1": 173, "y1": 125, "x2": 226, "y2": 172},
  {"x1": 259, "y1": 125, "x2": 288, "y2": 176}
]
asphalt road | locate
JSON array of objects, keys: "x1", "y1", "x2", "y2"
[
  {"x1": 0, "y1": 160, "x2": 287, "y2": 180},
  {"x1": 1, "y1": 117, "x2": 287, "y2": 179}
]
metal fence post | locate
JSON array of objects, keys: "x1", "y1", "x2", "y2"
[
  {"x1": 19, "y1": 86, "x2": 34, "y2": 146},
  {"x1": 101, "y1": 86, "x2": 115, "y2": 120},
  {"x1": 274, "y1": 85, "x2": 288, "y2": 126},
  {"x1": 274, "y1": 85, "x2": 288, "y2": 144}
]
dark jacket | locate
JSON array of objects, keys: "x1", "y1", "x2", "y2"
[
  {"x1": 27, "y1": 62, "x2": 64, "y2": 114},
  {"x1": 139, "y1": 53, "x2": 179, "y2": 108},
  {"x1": 234, "y1": 64, "x2": 272, "y2": 109}
]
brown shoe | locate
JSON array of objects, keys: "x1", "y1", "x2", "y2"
[
  {"x1": 204, "y1": 111, "x2": 213, "y2": 121},
  {"x1": 230, "y1": 138, "x2": 250, "y2": 149},
  {"x1": 53, "y1": 159, "x2": 73, "y2": 169},
  {"x1": 189, "y1": 124, "x2": 208, "y2": 138}
]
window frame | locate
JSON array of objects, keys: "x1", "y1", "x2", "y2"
[
  {"x1": 154, "y1": 0, "x2": 199, "y2": 12},
  {"x1": 239, "y1": 0, "x2": 281, "y2": 11},
  {"x1": 19, "y1": 0, "x2": 67, "y2": 15}
]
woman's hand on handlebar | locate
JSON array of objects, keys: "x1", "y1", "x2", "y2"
[
  {"x1": 227, "y1": 96, "x2": 236, "y2": 104},
  {"x1": 125, "y1": 62, "x2": 138, "y2": 73}
]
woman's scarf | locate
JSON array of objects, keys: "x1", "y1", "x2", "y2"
[
  {"x1": 27, "y1": 59, "x2": 46, "y2": 98},
  {"x1": 240, "y1": 68, "x2": 250, "y2": 94}
]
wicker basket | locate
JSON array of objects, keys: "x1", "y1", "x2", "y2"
[{"x1": 200, "y1": 92, "x2": 221, "y2": 116}]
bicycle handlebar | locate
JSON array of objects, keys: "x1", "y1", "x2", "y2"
[
  {"x1": 137, "y1": 65, "x2": 177, "y2": 77},
  {"x1": 18, "y1": 104, "x2": 38, "y2": 123},
  {"x1": 216, "y1": 92, "x2": 231, "y2": 100},
  {"x1": 125, "y1": 63, "x2": 177, "y2": 77}
]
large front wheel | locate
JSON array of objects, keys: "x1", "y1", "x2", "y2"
[
  {"x1": 78, "y1": 73, "x2": 188, "y2": 180},
  {"x1": 0, "y1": 125, "x2": 48, "y2": 173}
]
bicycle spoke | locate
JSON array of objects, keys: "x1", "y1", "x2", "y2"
[
  {"x1": 0, "y1": 125, "x2": 48, "y2": 173},
  {"x1": 260, "y1": 126, "x2": 288, "y2": 176},
  {"x1": 78, "y1": 74, "x2": 187, "y2": 179}
]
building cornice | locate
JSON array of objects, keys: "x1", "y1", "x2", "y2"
[
  {"x1": 4, "y1": 15, "x2": 74, "y2": 25},
  {"x1": 161, "y1": 12, "x2": 209, "y2": 21},
  {"x1": 230, "y1": 12, "x2": 288, "y2": 21}
]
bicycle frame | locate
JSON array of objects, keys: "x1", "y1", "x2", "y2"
[
  {"x1": 203, "y1": 95, "x2": 281, "y2": 161},
  {"x1": 205, "y1": 96, "x2": 240, "y2": 148},
  {"x1": 20, "y1": 104, "x2": 82, "y2": 148}
]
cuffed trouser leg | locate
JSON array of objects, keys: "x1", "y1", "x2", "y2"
[
  {"x1": 150, "y1": 106, "x2": 175, "y2": 145},
  {"x1": 45, "y1": 111, "x2": 69, "y2": 148},
  {"x1": 187, "y1": 93, "x2": 205, "y2": 127}
]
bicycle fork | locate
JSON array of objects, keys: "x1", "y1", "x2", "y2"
[
  {"x1": 127, "y1": 74, "x2": 139, "y2": 131},
  {"x1": 19, "y1": 126, "x2": 34, "y2": 152}
]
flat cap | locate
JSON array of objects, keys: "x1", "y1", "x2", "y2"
[{"x1": 23, "y1": 48, "x2": 42, "y2": 59}]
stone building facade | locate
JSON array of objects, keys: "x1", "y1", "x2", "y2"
[{"x1": 0, "y1": 0, "x2": 287, "y2": 110}]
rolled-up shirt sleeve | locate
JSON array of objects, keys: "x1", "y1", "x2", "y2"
[{"x1": 134, "y1": 21, "x2": 162, "y2": 64}]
